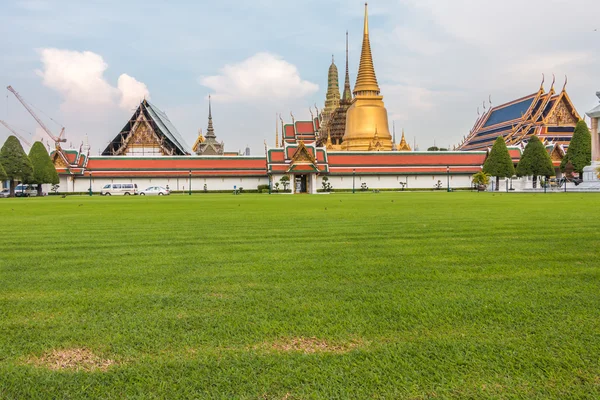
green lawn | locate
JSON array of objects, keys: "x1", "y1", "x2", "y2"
[{"x1": 0, "y1": 193, "x2": 599, "y2": 399}]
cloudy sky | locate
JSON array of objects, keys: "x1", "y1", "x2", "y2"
[{"x1": 0, "y1": 0, "x2": 598, "y2": 154}]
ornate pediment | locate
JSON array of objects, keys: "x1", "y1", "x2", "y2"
[
  {"x1": 547, "y1": 96, "x2": 579, "y2": 126},
  {"x1": 290, "y1": 141, "x2": 316, "y2": 164},
  {"x1": 129, "y1": 121, "x2": 162, "y2": 147},
  {"x1": 52, "y1": 151, "x2": 70, "y2": 169},
  {"x1": 550, "y1": 145, "x2": 564, "y2": 162}
]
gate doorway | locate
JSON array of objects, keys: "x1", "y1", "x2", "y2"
[{"x1": 295, "y1": 175, "x2": 308, "y2": 193}]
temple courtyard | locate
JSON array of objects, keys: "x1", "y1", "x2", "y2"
[{"x1": 0, "y1": 192, "x2": 599, "y2": 399}]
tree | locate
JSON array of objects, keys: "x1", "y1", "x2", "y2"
[
  {"x1": 483, "y1": 136, "x2": 515, "y2": 191},
  {"x1": 472, "y1": 171, "x2": 491, "y2": 188},
  {"x1": 0, "y1": 136, "x2": 34, "y2": 197},
  {"x1": 516, "y1": 135, "x2": 554, "y2": 188},
  {"x1": 0, "y1": 162, "x2": 7, "y2": 182},
  {"x1": 561, "y1": 120, "x2": 591, "y2": 178},
  {"x1": 28, "y1": 141, "x2": 59, "y2": 194}
]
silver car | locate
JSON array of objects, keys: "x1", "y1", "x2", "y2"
[
  {"x1": 0, "y1": 188, "x2": 10, "y2": 198},
  {"x1": 139, "y1": 186, "x2": 170, "y2": 196}
]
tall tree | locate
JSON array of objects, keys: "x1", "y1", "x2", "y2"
[
  {"x1": 560, "y1": 120, "x2": 592, "y2": 178},
  {"x1": 28, "y1": 141, "x2": 60, "y2": 194},
  {"x1": 0, "y1": 136, "x2": 34, "y2": 197},
  {"x1": 0, "y1": 160, "x2": 7, "y2": 182},
  {"x1": 516, "y1": 135, "x2": 554, "y2": 188},
  {"x1": 483, "y1": 136, "x2": 515, "y2": 191}
]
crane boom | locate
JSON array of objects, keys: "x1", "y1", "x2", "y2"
[
  {"x1": 6, "y1": 86, "x2": 67, "y2": 144},
  {"x1": 0, "y1": 120, "x2": 32, "y2": 147}
]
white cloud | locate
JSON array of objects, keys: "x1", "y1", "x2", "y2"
[
  {"x1": 200, "y1": 52, "x2": 319, "y2": 102},
  {"x1": 37, "y1": 48, "x2": 149, "y2": 112},
  {"x1": 118, "y1": 74, "x2": 150, "y2": 110}
]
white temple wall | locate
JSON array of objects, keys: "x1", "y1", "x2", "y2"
[
  {"x1": 59, "y1": 173, "x2": 483, "y2": 193},
  {"x1": 59, "y1": 176, "x2": 269, "y2": 193},
  {"x1": 318, "y1": 174, "x2": 473, "y2": 190}
]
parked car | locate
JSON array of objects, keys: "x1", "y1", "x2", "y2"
[
  {"x1": 139, "y1": 186, "x2": 170, "y2": 196},
  {"x1": 14, "y1": 184, "x2": 38, "y2": 197},
  {"x1": 0, "y1": 188, "x2": 10, "y2": 198},
  {"x1": 101, "y1": 183, "x2": 138, "y2": 196}
]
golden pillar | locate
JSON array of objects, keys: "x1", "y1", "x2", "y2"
[{"x1": 343, "y1": 3, "x2": 392, "y2": 151}]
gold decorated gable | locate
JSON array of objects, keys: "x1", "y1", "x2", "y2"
[
  {"x1": 290, "y1": 141, "x2": 317, "y2": 165},
  {"x1": 546, "y1": 95, "x2": 579, "y2": 126},
  {"x1": 550, "y1": 145, "x2": 564, "y2": 162},
  {"x1": 127, "y1": 121, "x2": 162, "y2": 149},
  {"x1": 53, "y1": 152, "x2": 69, "y2": 169}
]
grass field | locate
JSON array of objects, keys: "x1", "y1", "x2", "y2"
[{"x1": 0, "y1": 192, "x2": 599, "y2": 399}]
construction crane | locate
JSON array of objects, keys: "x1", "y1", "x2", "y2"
[
  {"x1": 6, "y1": 85, "x2": 66, "y2": 148},
  {"x1": 0, "y1": 120, "x2": 32, "y2": 147}
]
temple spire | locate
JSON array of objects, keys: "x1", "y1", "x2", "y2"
[
  {"x1": 342, "y1": 30, "x2": 352, "y2": 102},
  {"x1": 206, "y1": 95, "x2": 216, "y2": 139},
  {"x1": 354, "y1": 2, "x2": 380, "y2": 96},
  {"x1": 322, "y1": 50, "x2": 341, "y2": 123}
]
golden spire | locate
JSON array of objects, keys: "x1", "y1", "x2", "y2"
[
  {"x1": 354, "y1": 3, "x2": 380, "y2": 96},
  {"x1": 342, "y1": 31, "x2": 352, "y2": 103},
  {"x1": 397, "y1": 128, "x2": 412, "y2": 151}
]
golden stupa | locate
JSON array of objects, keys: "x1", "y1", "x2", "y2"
[{"x1": 343, "y1": 3, "x2": 393, "y2": 151}]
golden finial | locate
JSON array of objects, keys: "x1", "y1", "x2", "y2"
[
  {"x1": 562, "y1": 75, "x2": 568, "y2": 92},
  {"x1": 540, "y1": 73, "x2": 545, "y2": 91},
  {"x1": 550, "y1": 74, "x2": 556, "y2": 92},
  {"x1": 353, "y1": 2, "x2": 380, "y2": 96},
  {"x1": 290, "y1": 111, "x2": 295, "y2": 124},
  {"x1": 397, "y1": 128, "x2": 412, "y2": 151}
]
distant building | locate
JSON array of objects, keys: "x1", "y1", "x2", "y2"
[
  {"x1": 459, "y1": 78, "x2": 581, "y2": 151},
  {"x1": 195, "y1": 96, "x2": 224, "y2": 156}
]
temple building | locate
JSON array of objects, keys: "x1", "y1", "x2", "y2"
[
  {"x1": 314, "y1": 4, "x2": 393, "y2": 151},
  {"x1": 459, "y1": 77, "x2": 580, "y2": 151},
  {"x1": 317, "y1": 32, "x2": 354, "y2": 149},
  {"x1": 342, "y1": 3, "x2": 393, "y2": 151},
  {"x1": 195, "y1": 96, "x2": 224, "y2": 156},
  {"x1": 47, "y1": 4, "x2": 597, "y2": 194},
  {"x1": 102, "y1": 99, "x2": 190, "y2": 156}
]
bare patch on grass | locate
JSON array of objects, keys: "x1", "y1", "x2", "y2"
[
  {"x1": 28, "y1": 348, "x2": 115, "y2": 372},
  {"x1": 256, "y1": 337, "x2": 363, "y2": 354}
]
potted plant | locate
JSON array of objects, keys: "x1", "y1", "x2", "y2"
[{"x1": 472, "y1": 171, "x2": 491, "y2": 191}]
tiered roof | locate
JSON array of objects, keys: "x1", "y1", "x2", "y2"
[{"x1": 460, "y1": 79, "x2": 580, "y2": 151}]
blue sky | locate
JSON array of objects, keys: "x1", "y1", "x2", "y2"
[{"x1": 0, "y1": 0, "x2": 598, "y2": 154}]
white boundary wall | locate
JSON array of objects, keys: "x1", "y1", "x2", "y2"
[
  {"x1": 58, "y1": 175, "x2": 269, "y2": 193},
  {"x1": 59, "y1": 173, "x2": 475, "y2": 193}
]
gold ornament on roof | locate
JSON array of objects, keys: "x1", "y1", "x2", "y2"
[{"x1": 397, "y1": 129, "x2": 412, "y2": 151}]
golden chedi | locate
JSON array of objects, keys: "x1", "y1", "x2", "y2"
[{"x1": 343, "y1": 3, "x2": 393, "y2": 151}]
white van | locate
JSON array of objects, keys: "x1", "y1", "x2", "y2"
[
  {"x1": 101, "y1": 183, "x2": 138, "y2": 196},
  {"x1": 15, "y1": 184, "x2": 38, "y2": 197}
]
